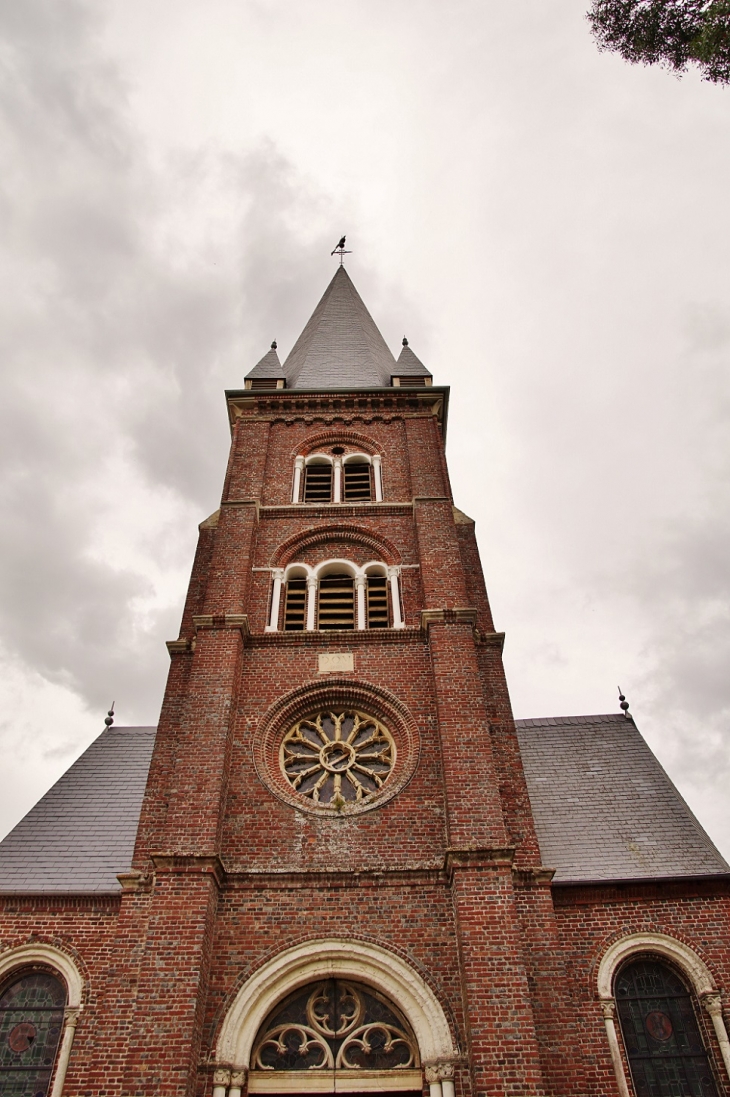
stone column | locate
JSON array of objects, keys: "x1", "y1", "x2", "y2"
[
  {"x1": 266, "y1": 569, "x2": 284, "y2": 631},
  {"x1": 333, "y1": 457, "x2": 342, "y2": 503},
  {"x1": 703, "y1": 993, "x2": 730, "y2": 1081},
  {"x1": 600, "y1": 1000, "x2": 631, "y2": 1097},
  {"x1": 292, "y1": 456, "x2": 304, "y2": 503},
  {"x1": 372, "y1": 454, "x2": 383, "y2": 501},
  {"x1": 306, "y1": 575, "x2": 318, "y2": 631},
  {"x1": 50, "y1": 1008, "x2": 80, "y2": 1097},
  {"x1": 388, "y1": 568, "x2": 403, "y2": 628},
  {"x1": 355, "y1": 575, "x2": 367, "y2": 629}
]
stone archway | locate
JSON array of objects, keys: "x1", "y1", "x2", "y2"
[{"x1": 213, "y1": 939, "x2": 458, "y2": 1097}]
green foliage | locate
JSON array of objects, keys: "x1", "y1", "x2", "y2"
[{"x1": 587, "y1": 0, "x2": 730, "y2": 84}]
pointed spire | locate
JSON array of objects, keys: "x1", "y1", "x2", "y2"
[
  {"x1": 283, "y1": 266, "x2": 396, "y2": 389},
  {"x1": 395, "y1": 340, "x2": 432, "y2": 379},
  {"x1": 245, "y1": 343, "x2": 284, "y2": 382}
]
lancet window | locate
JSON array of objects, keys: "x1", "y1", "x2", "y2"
[
  {"x1": 250, "y1": 978, "x2": 418, "y2": 1075},
  {"x1": 614, "y1": 958, "x2": 719, "y2": 1097},
  {"x1": 292, "y1": 452, "x2": 383, "y2": 504},
  {"x1": 268, "y1": 561, "x2": 404, "y2": 632},
  {"x1": 0, "y1": 971, "x2": 66, "y2": 1097}
]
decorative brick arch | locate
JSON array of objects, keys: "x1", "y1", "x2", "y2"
[
  {"x1": 293, "y1": 428, "x2": 383, "y2": 459},
  {"x1": 272, "y1": 524, "x2": 401, "y2": 567},
  {"x1": 215, "y1": 937, "x2": 458, "y2": 1070}
]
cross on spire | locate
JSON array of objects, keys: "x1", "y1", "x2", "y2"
[{"x1": 330, "y1": 235, "x2": 352, "y2": 266}]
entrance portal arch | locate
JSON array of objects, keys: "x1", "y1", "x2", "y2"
[{"x1": 215, "y1": 938, "x2": 458, "y2": 1095}]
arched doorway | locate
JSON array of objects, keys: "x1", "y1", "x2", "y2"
[
  {"x1": 615, "y1": 958, "x2": 719, "y2": 1097},
  {"x1": 215, "y1": 938, "x2": 458, "y2": 1097}
]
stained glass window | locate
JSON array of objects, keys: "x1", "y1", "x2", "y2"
[
  {"x1": 0, "y1": 972, "x2": 66, "y2": 1097},
  {"x1": 252, "y1": 979, "x2": 418, "y2": 1073},
  {"x1": 615, "y1": 959, "x2": 719, "y2": 1097}
]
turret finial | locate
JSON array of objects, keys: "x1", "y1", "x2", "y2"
[
  {"x1": 271, "y1": 340, "x2": 277, "y2": 350},
  {"x1": 618, "y1": 687, "x2": 630, "y2": 718},
  {"x1": 402, "y1": 336, "x2": 409, "y2": 346},
  {"x1": 104, "y1": 702, "x2": 115, "y2": 729}
]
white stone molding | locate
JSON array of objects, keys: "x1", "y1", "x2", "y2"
[
  {"x1": 597, "y1": 932, "x2": 730, "y2": 1090},
  {"x1": 0, "y1": 943, "x2": 83, "y2": 1006},
  {"x1": 597, "y1": 933, "x2": 717, "y2": 999},
  {"x1": 266, "y1": 569, "x2": 284, "y2": 632},
  {"x1": 354, "y1": 575, "x2": 367, "y2": 630},
  {"x1": 333, "y1": 457, "x2": 342, "y2": 503},
  {"x1": 371, "y1": 455, "x2": 383, "y2": 501},
  {"x1": 216, "y1": 938, "x2": 457, "y2": 1072},
  {"x1": 292, "y1": 456, "x2": 305, "y2": 504},
  {"x1": 306, "y1": 574, "x2": 318, "y2": 631},
  {"x1": 0, "y1": 942, "x2": 84, "y2": 1097},
  {"x1": 387, "y1": 567, "x2": 404, "y2": 629}
]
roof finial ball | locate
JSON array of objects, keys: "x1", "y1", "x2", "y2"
[
  {"x1": 271, "y1": 340, "x2": 277, "y2": 350},
  {"x1": 618, "y1": 687, "x2": 630, "y2": 719},
  {"x1": 104, "y1": 703, "x2": 115, "y2": 729},
  {"x1": 402, "y1": 336, "x2": 408, "y2": 346}
]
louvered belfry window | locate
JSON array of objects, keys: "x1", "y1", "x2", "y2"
[
  {"x1": 0, "y1": 972, "x2": 66, "y2": 1097},
  {"x1": 615, "y1": 959, "x2": 719, "y2": 1097},
  {"x1": 318, "y1": 574, "x2": 355, "y2": 630},
  {"x1": 367, "y1": 576, "x2": 389, "y2": 628},
  {"x1": 304, "y1": 463, "x2": 333, "y2": 503},
  {"x1": 284, "y1": 579, "x2": 306, "y2": 631},
  {"x1": 343, "y1": 462, "x2": 372, "y2": 501}
]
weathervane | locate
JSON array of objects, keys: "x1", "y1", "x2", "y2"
[{"x1": 330, "y1": 235, "x2": 351, "y2": 266}]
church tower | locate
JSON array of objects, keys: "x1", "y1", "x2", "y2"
[{"x1": 2, "y1": 259, "x2": 729, "y2": 1097}]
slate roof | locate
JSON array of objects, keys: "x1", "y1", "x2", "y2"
[
  {"x1": 1, "y1": 715, "x2": 726, "y2": 893},
  {"x1": 245, "y1": 345, "x2": 284, "y2": 380},
  {"x1": 394, "y1": 342, "x2": 432, "y2": 378},
  {"x1": 516, "y1": 714, "x2": 730, "y2": 884},
  {"x1": 0, "y1": 727, "x2": 155, "y2": 893},
  {"x1": 255, "y1": 266, "x2": 397, "y2": 389}
]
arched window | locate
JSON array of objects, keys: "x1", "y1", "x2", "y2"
[
  {"x1": 269, "y1": 561, "x2": 403, "y2": 633},
  {"x1": 303, "y1": 458, "x2": 333, "y2": 503},
  {"x1": 0, "y1": 971, "x2": 67, "y2": 1097},
  {"x1": 292, "y1": 452, "x2": 383, "y2": 504},
  {"x1": 615, "y1": 958, "x2": 719, "y2": 1097},
  {"x1": 250, "y1": 978, "x2": 419, "y2": 1078}
]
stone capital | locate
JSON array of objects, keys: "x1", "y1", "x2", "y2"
[
  {"x1": 702, "y1": 992, "x2": 723, "y2": 1017},
  {"x1": 600, "y1": 998, "x2": 616, "y2": 1020}
]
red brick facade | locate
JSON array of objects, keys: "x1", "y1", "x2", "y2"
[{"x1": 2, "y1": 378, "x2": 730, "y2": 1097}]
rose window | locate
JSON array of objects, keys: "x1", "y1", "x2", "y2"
[
  {"x1": 251, "y1": 979, "x2": 418, "y2": 1073},
  {"x1": 280, "y1": 709, "x2": 395, "y2": 807}
]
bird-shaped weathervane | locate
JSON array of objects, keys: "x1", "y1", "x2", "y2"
[{"x1": 331, "y1": 235, "x2": 352, "y2": 265}]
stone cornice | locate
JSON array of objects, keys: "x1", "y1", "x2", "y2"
[
  {"x1": 444, "y1": 847, "x2": 516, "y2": 880},
  {"x1": 150, "y1": 853, "x2": 228, "y2": 888}
]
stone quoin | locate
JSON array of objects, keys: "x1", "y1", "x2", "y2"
[{"x1": 1, "y1": 263, "x2": 729, "y2": 1097}]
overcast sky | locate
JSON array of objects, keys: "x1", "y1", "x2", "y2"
[{"x1": 1, "y1": 0, "x2": 729, "y2": 858}]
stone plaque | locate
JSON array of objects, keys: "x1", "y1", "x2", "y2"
[{"x1": 318, "y1": 652, "x2": 354, "y2": 674}]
